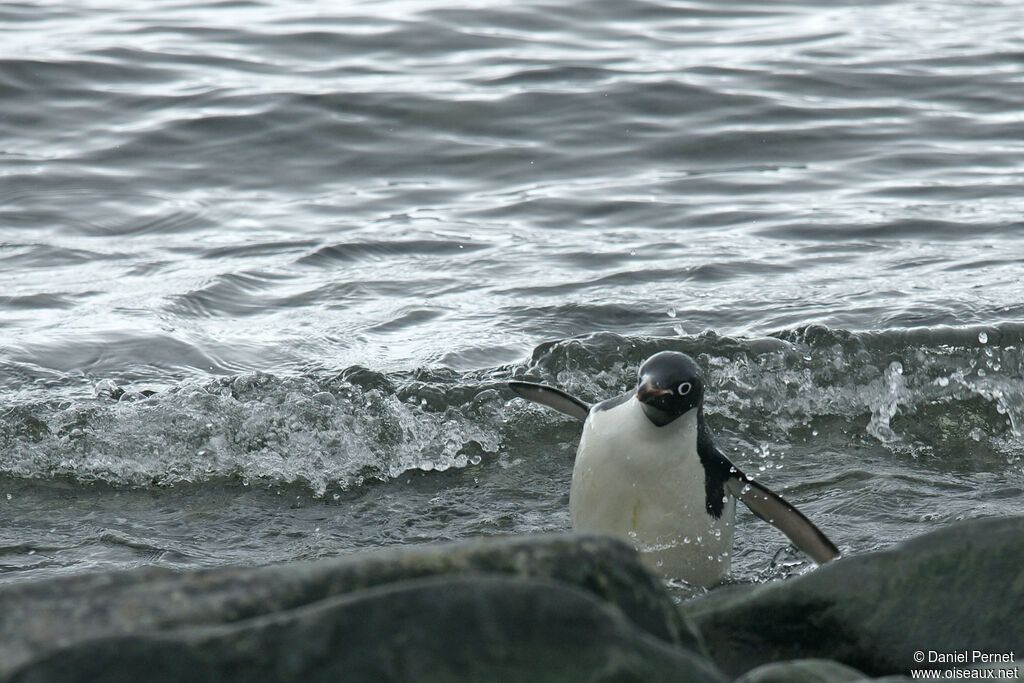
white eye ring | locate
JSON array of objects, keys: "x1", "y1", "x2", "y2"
[{"x1": 677, "y1": 382, "x2": 692, "y2": 395}]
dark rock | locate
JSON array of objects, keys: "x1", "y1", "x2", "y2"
[
  {"x1": 9, "y1": 575, "x2": 725, "y2": 683},
  {"x1": 683, "y1": 516, "x2": 1024, "y2": 678},
  {"x1": 0, "y1": 534, "x2": 716, "y2": 682},
  {"x1": 735, "y1": 658, "x2": 869, "y2": 682},
  {"x1": 737, "y1": 658, "x2": 912, "y2": 682}
]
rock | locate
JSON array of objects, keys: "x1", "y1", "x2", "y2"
[
  {"x1": 683, "y1": 515, "x2": 1024, "y2": 678},
  {"x1": 736, "y1": 658, "x2": 913, "y2": 683},
  {"x1": 9, "y1": 575, "x2": 725, "y2": 683},
  {"x1": 735, "y1": 658, "x2": 870, "y2": 682},
  {"x1": 0, "y1": 533, "x2": 718, "y2": 682}
]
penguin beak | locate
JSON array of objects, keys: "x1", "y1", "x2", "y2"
[
  {"x1": 637, "y1": 378, "x2": 676, "y2": 427},
  {"x1": 637, "y1": 380, "x2": 672, "y2": 405}
]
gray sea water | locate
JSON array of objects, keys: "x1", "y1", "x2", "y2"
[{"x1": 2, "y1": 0, "x2": 1023, "y2": 589}]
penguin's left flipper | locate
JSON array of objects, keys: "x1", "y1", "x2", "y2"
[
  {"x1": 726, "y1": 474, "x2": 840, "y2": 564},
  {"x1": 508, "y1": 381, "x2": 591, "y2": 422}
]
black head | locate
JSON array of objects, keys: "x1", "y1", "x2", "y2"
[{"x1": 636, "y1": 351, "x2": 705, "y2": 427}]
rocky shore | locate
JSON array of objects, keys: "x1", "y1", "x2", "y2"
[{"x1": 2, "y1": 516, "x2": 1021, "y2": 682}]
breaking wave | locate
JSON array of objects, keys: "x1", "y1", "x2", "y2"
[{"x1": 3, "y1": 323, "x2": 1022, "y2": 496}]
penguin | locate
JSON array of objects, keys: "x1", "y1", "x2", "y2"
[{"x1": 509, "y1": 350, "x2": 839, "y2": 586}]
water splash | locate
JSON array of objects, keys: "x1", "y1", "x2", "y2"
[
  {"x1": 516, "y1": 325, "x2": 1024, "y2": 463},
  {"x1": 4, "y1": 324, "x2": 1023, "y2": 496},
  {"x1": 866, "y1": 361, "x2": 909, "y2": 446},
  {"x1": 0, "y1": 369, "x2": 503, "y2": 496}
]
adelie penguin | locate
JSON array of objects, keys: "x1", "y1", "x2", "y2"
[{"x1": 509, "y1": 350, "x2": 839, "y2": 587}]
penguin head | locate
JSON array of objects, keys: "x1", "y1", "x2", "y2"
[{"x1": 636, "y1": 351, "x2": 704, "y2": 427}]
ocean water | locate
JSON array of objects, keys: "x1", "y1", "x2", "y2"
[{"x1": 2, "y1": 0, "x2": 1023, "y2": 588}]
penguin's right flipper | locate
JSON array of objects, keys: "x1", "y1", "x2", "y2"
[
  {"x1": 508, "y1": 381, "x2": 591, "y2": 422},
  {"x1": 726, "y1": 474, "x2": 840, "y2": 565}
]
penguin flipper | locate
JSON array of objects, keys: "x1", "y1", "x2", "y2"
[
  {"x1": 508, "y1": 381, "x2": 591, "y2": 422},
  {"x1": 727, "y1": 474, "x2": 840, "y2": 565}
]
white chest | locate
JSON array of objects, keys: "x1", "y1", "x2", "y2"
[{"x1": 569, "y1": 398, "x2": 735, "y2": 586}]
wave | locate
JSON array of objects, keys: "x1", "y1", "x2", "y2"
[
  {"x1": 0, "y1": 369, "x2": 503, "y2": 497},
  {"x1": 2, "y1": 324, "x2": 1021, "y2": 495},
  {"x1": 521, "y1": 325, "x2": 1024, "y2": 459}
]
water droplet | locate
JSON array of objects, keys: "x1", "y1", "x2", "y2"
[
  {"x1": 667, "y1": 307, "x2": 677, "y2": 318},
  {"x1": 5, "y1": 493, "x2": 11, "y2": 501},
  {"x1": 683, "y1": 536, "x2": 690, "y2": 544},
  {"x1": 332, "y1": 493, "x2": 340, "y2": 500},
  {"x1": 978, "y1": 368, "x2": 987, "y2": 377},
  {"x1": 469, "y1": 455, "x2": 482, "y2": 465},
  {"x1": 812, "y1": 429, "x2": 819, "y2": 436},
  {"x1": 312, "y1": 391, "x2": 336, "y2": 406},
  {"x1": 655, "y1": 559, "x2": 664, "y2": 567},
  {"x1": 94, "y1": 378, "x2": 119, "y2": 397},
  {"x1": 937, "y1": 376, "x2": 950, "y2": 387},
  {"x1": 979, "y1": 331, "x2": 988, "y2": 344}
]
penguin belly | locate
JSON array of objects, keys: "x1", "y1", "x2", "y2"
[{"x1": 570, "y1": 399, "x2": 735, "y2": 587}]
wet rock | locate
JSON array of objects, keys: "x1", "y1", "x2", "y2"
[
  {"x1": 0, "y1": 534, "x2": 718, "y2": 682},
  {"x1": 9, "y1": 575, "x2": 724, "y2": 683},
  {"x1": 683, "y1": 515, "x2": 1024, "y2": 678},
  {"x1": 735, "y1": 658, "x2": 899, "y2": 682}
]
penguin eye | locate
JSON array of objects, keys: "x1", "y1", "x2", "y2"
[{"x1": 677, "y1": 382, "x2": 692, "y2": 395}]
